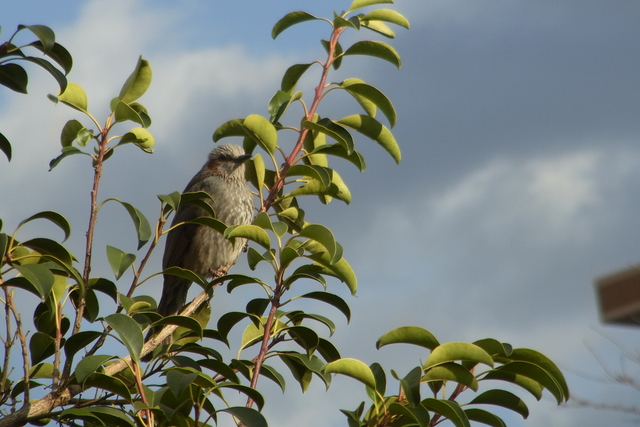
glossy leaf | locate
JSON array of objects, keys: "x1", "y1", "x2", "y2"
[
  {"x1": 105, "y1": 313, "x2": 143, "y2": 362},
  {"x1": 494, "y1": 361, "x2": 565, "y2": 404},
  {"x1": 482, "y1": 370, "x2": 543, "y2": 400},
  {"x1": 105, "y1": 246, "x2": 135, "y2": 280},
  {"x1": 424, "y1": 342, "x2": 494, "y2": 370},
  {"x1": 341, "y1": 81, "x2": 396, "y2": 127},
  {"x1": 348, "y1": 0, "x2": 393, "y2": 12},
  {"x1": 376, "y1": 326, "x2": 440, "y2": 350},
  {"x1": 300, "y1": 291, "x2": 351, "y2": 322},
  {"x1": 422, "y1": 362, "x2": 478, "y2": 391},
  {"x1": 343, "y1": 40, "x2": 401, "y2": 68},
  {"x1": 76, "y1": 354, "x2": 113, "y2": 383},
  {"x1": 225, "y1": 224, "x2": 271, "y2": 250},
  {"x1": 310, "y1": 143, "x2": 367, "y2": 172},
  {"x1": 49, "y1": 146, "x2": 93, "y2": 171},
  {"x1": 118, "y1": 56, "x2": 152, "y2": 103},
  {"x1": 15, "y1": 264, "x2": 54, "y2": 299},
  {"x1": 20, "y1": 56, "x2": 67, "y2": 92},
  {"x1": 338, "y1": 114, "x2": 400, "y2": 163},
  {"x1": 305, "y1": 252, "x2": 357, "y2": 295},
  {"x1": 504, "y1": 348, "x2": 569, "y2": 401},
  {"x1": 60, "y1": 119, "x2": 86, "y2": 147},
  {"x1": 303, "y1": 119, "x2": 354, "y2": 153},
  {"x1": 272, "y1": 11, "x2": 321, "y2": 39},
  {"x1": 213, "y1": 118, "x2": 245, "y2": 142},
  {"x1": 325, "y1": 358, "x2": 376, "y2": 390},
  {"x1": 469, "y1": 389, "x2": 529, "y2": 419},
  {"x1": 362, "y1": 9, "x2": 410, "y2": 29},
  {"x1": 473, "y1": 338, "x2": 512, "y2": 358},
  {"x1": 242, "y1": 114, "x2": 277, "y2": 154},
  {"x1": 361, "y1": 20, "x2": 396, "y2": 38},
  {"x1": 163, "y1": 266, "x2": 208, "y2": 289},
  {"x1": 29, "y1": 40, "x2": 73, "y2": 75}
]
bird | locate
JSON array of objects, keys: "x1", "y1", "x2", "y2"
[{"x1": 145, "y1": 144, "x2": 253, "y2": 356}]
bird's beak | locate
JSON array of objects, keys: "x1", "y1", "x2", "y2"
[{"x1": 236, "y1": 154, "x2": 251, "y2": 163}]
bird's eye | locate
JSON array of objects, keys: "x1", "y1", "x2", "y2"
[{"x1": 218, "y1": 154, "x2": 230, "y2": 161}]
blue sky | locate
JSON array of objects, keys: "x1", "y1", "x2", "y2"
[{"x1": 3, "y1": 1, "x2": 640, "y2": 426}]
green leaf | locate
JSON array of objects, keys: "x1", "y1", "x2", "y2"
[
  {"x1": 281, "y1": 63, "x2": 314, "y2": 93},
  {"x1": 482, "y1": 370, "x2": 543, "y2": 401},
  {"x1": 213, "y1": 118, "x2": 245, "y2": 142},
  {"x1": 299, "y1": 224, "x2": 340, "y2": 263},
  {"x1": 22, "y1": 25, "x2": 55, "y2": 53},
  {"x1": 162, "y1": 266, "x2": 208, "y2": 289},
  {"x1": 305, "y1": 253, "x2": 357, "y2": 295},
  {"x1": 219, "y1": 383, "x2": 266, "y2": 410},
  {"x1": 504, "y1": 348, "x2": 569, "y2": 402},
  {"x1": 64, "y1": 331, "x2": 103, "y2": 359},
  {"x1": 494, "y1": 361, "x2": 565, "y2": 404},
  {"x1": 338, "y1": 114, "x2": 400, "y2": 163},
  {"x1": 0, "y1": 63, "x2": 28, "y2": 93},
  {"x1": 341, "y1": 81, "x2": 396, "y2": 127},
  {"x1": 29, "y1": 332, "x2": 55, "y2": 364},
  {"x1": 376, "y1": 326, "x2": 440, "y2": 350},
  {"x1": 469, "y1": 390, "x2": 529, "y2": 419},
  {"x1": 118, "y1": 56, "x2": 152, "y2": 103},
  {"x1": 225, "y1": 224, "x2": 271, "y2": 250},
  {"x1": 119, "y1": 127, "x2": 155, "y2": 153},
  {"x1": 56, "y1": 82, "x2": 88, "y2": 112},
  {"x1": 343, "y1": 40, "x2": 402, "y2": 68},
  {"x1": 401, "y1": 366, "x2": 422, "y2": 407},
  {"x1": 303, "y1": 119, "x2": 354, "y2": 153},
  {"x1": 242, "y1": 114, "x2": 277, "y2": 155},
  {"x1": 218, "y1": 407, "x2": 267, "y2": 427},
  {"x1": 361, "y1": 20, "x2": 396, "y2": 38},
  {"x1": 473, "y1": 338, "x2": 512, "y2": 358},
  {"x1": 49, "y1": 146, "x2": 92, "y2": 171},
  {"x1": 464, "y1": 409, "x2": 506, "y2": 427},
  {"x1": 166, "y1": 369, "x2": 199, "y2": 397},
  {"x1": 325, "y1": 358, "x2": 376, "y2": 390},
  {"x1": 106, "y1": 246, "x2": 136, "y2": 280},
  {"x1": 348, "y1": 0, "x2": 393, "y2": 13},
  {"x1": 362, "y1": 9, "x2": 410, "y2": 29},
  {"x1": 272, "y1": 11, "x2": 321, "y2": 39},
  {"x1": 29, "y1": 40, "x2": 73, "y2": 75},
  {"x1": 0, "y1": 132, "x2": 11, "y2": 161},
  {"x1": 84, "y1": 372, "x2": 133, "y2": 403},
  {"x1": 422, "y1": 362, "x2": 478, "y2": 391},
  {"x1": 151, "y1": 315, "x2": 203, "y2": 339},
  {"x1": 105, "y1": 313, "x2": 143, "y2": 362},
  {"x1": 19, "y1": 211, "x2": 71, "y2": 242},
  {"x1": 422, "y1": 399, "x2": 470, "y2": 427},
  {"x1": 105, "y1": 199, "x2": 152, "y2": 249},
  {"x1": 309, "y1": 143, "x2": 366, "y2": 172},
  {"x1": 424, "y1": 342, "x2": 494, "y2": 370},
  {"x1": 60, "y1": 119, "x2": 86, "y2": 148},
  {"x1": 60, "y1": 406, "x2": 134, "y2": 427},
  {"x1": 15, "y1": 264, "x2": 54, "y2": 299},
  {"x1": 76, "y1": 354, "x2": 113, "y2": 383}
]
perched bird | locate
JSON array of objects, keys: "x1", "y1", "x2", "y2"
[{"x1": 155, "y1": 143, "x2": 253, "y2": 317}]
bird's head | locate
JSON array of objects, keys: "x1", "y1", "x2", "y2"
[{"x1": 206, "y1": 144, "x2": 251, "y2": 179}]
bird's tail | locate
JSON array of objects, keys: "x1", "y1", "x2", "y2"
[{"x1": 141, "y1": 275, "x2": 191, "y2": 362}]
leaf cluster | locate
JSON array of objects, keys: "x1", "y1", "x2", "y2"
[{"x1": 0, "y1": 25, "x2": 72, "y2": 162}]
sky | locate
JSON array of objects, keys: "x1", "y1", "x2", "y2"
[{"x1": 2, "y1": 0, "x2": 640, "y2": 426}]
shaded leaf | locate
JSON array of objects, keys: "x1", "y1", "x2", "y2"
[
  {"x1": 76, "y1": 354, "x2": 113, "y2": 383},
  {"x1": 0, "y1": 63, "x2": 28, "y2": 93},
  {"x1": 15, "y1": 264, "x2": 54, "y2": 299},
  {"x1": 341, "y1": 81, "x2": 396, "y2": 127},
  {"x1": 84, "y1": 372, "x2": 133, "y2": 403},
  {"x1": 0, "y1": 132, "x2": 11, "y2": 161},
  {"x1": 218, "y1": 407, "x2": 267, "y2": 427},
  {"x1": 297, "y1": 291, "x2": 351, "y2": 322},
  {"x1": 281, "y1": 62, "x2": 314, "y2": 93},
  {"x1": 422, "y1": 362, "x2": 478, "y2": 391},
  {"x1": 464, "y1": 408, "x2": 506, "y2": 427},
  {"x1": 272, "y1": 11, "x2": 321, "y2": 39},
  {"x1": 422, "y1": 399, "x2": 470, "y2": 427},
  {"x1": 469, "y1": 389, "x2": 529, "y2": 419},
  {"x1": 106, "y1": 246, "x2": 136, "y2": 280}
]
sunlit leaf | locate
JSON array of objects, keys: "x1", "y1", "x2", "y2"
[
  {"x1": 377, "y1": 326, "x2": 440, "y2": 350},
  {"x1": 338, "y1": 114, "x2": 400, "y2": 163},
  {"x1": 105, "y1": 313, "x2": 143, "y2": 362},
  {"x1": 225, "y1": 224, "x2": 271, "y2": 250},
  {"x1": 424, "y1": 342, "x2": 494, "y2": 370},
  {"x1": 242, "y1": 114, "x2": 277, "y2": 155},
  {"x1": 325, "y1": 358, "x2": 376, "y2": 390},
  {"x1": 347, "y1": 0, "x2": 393, "y2": 13},
  {"x1": 56, "y1": 82, "x2": 88, "y2": 112},
  {"x1": 362, "y1": 9, "x2": 410, "y2": 29},
  {"x1": 343, "y1": 40, "x2": 402, "y2": 68},
  {"x1": 341, "y1": 80, "x2": 396, "y2": 127},
  {"x1": 422, "y1": 362, "x2": 478, "y2": 391},
  {"x1": 213, "y1": 118, "x2": 245, "y2": 142},
  {"x1": 118, "y1": 56, "x2": 152, "y2": 103}
]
